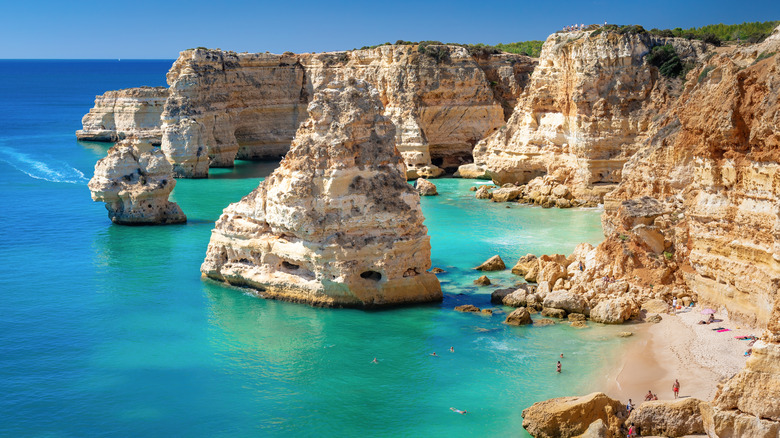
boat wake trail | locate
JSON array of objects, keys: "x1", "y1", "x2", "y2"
[{"x1": 0, "y1": 146, "x2": 89, "y2": 184}]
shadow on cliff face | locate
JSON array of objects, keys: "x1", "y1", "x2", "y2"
[{"x1": 207, "y1": 159, "x2": 281, "y2": 180}]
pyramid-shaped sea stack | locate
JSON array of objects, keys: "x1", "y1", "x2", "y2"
[{"x1": 201, "y1": 79, "x2": 442, "y2": 307}]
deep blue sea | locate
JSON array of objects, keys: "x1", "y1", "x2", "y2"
[{"x1": 0, "y1": 60, "x2": 627, "y2": 437}]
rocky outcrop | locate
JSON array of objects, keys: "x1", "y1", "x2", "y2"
[
  {"x1": 87, "y1": 46, "x2": 534, "y2": 179},
  {"x1": 475, "y1": 255, "x2": 506, "y2": 271},
  {"x1": 702, "y1": 298, "x2": 780, "y2": 437},
  {"x1": 626, "y1": 397, "x2": 705, "y2": 436},
  {"x1": 77, "y1": 87, "x2": 168, "y2": 144},
  {"x1": 589, "y1": 297, "x2": 638, "y2": 324},
  {"x1": 88, "y1": 138, "x2": 185, "y2": 225},
  {"x1": 415, "y1": 178, "x2": 438, "y2": 196},
  {"x1": 463, "y1": 29, "x2": 707, "y2": 204},
  {"x1": 522, "y1": 392, "x2": 627, "y2": 438},
  {"x1": 504, "y1": 307, "x2": 532, "y2": 325},
  {"x1": 200, "y1": 79, "x2": 441, "y2": 307}
]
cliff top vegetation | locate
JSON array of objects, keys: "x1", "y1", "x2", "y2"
[{"x1": 591, "y1": 20, "x2": 779, "y2": 46}]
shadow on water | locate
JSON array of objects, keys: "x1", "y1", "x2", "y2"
[{"x1": 208, "y1": 159, "x2": 280, "y2": 179}]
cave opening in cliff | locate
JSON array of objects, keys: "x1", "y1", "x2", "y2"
[{"x1": 360, "y1": 270, "x2": 382, "y2": 281}]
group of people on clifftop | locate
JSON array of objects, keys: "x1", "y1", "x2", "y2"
[{"x1": 562, "y1": 21, "x2": 608, "y2": 32}]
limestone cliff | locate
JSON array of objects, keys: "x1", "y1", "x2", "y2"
[
  {"x1": 200, "y1": 79, "x2": 441, "y2": 307},
  {"x1": 88, "y1": 138, "x2": 186, "y2": 225},
  {"x1": 465, "y1": 29, "x2": 707, "y2": 202},
  {"x1": 77, "y1": 87, "x2": 168, "y2": 144},
  {"x1": 83, "y1": 46, "x2": 533, "y2": 179}
]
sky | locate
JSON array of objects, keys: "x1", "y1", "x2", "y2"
[{"x1": 2, "y1": 0, "x2": 779, "y2": 59}]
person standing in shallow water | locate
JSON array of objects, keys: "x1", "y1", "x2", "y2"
[
  {"x1": 556, "y1": 361, "x2": 561, "y2": 373},
  {"x1": 673, "y1": 379, "x2": 680, "y2": 398}
]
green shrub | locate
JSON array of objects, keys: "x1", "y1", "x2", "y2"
[
  {"x1": 755, "y1": 51, "x2": 777, "y2": 63},
  {"x1": 494, "y1": 40, "x2": 544, "y2": 57},
  {"x1": 697, "y1": 65, "x2": 715, "y2": 83},
  {"x1": 663, "y1": 251, "x2": 674, "y2": 260},
  {"x1": 646, "y1": 45, "x2": 683, "y2": 78}
]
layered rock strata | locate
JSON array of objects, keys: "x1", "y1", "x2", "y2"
[
  {"x1": 88, "y1": 138, "x2": 186, "y2": 225},
  {"x1": 200, "y1": 79, "x2": 442, "y2": 307},
  {"x1": 463, "y1": 29, "x2": 707, "y2": 204},
  {"x1": 521, "y1": 392, "x2": 627, "y2": 438},
  {"x1": 77, "y1": 87, "x2": 168, "y2": 144},
  {"x1": 85, "y1": 47, "x2": 534, "y2": 179}
]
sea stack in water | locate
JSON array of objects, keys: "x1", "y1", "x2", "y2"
[
  {"x1": 88, "y1": 138, "x2": 186, "y2": 225},
  {"x1": 201, "y1": 78, "x2": 442, "y2": 307}
]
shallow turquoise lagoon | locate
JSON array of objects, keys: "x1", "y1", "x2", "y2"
[{"x1": 0, "y1": 61, "x2": 628, "y2": 437}]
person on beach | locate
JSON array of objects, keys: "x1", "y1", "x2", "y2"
[
  {"x1": 673, "y1": 379, "x2": 680, "y2": 398},
  {"x1": 626, "y1": 399, "x2": 634, "y2": 413},
  {"x1": 557, "y1": 361, "x2": 562, "y2": 373},
  {"x1": 644, "y1": 390, "x2": 653, "y2": 401},
  {"x1": 450, "y1": 407, "x2": 467, "y2": 414},
  {"x1": 652, "y1": 393, "x2": 658, "y2": 400},
  {"x1": 672, "y1": 297, "x2": 677, "y2": 312},
  {"x1": 627, "y1": 422, "x2": 635, "y2": 437}
]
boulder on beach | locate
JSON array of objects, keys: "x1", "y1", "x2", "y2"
[
  {"x1": 475, "y1": 255, "x2": 506, "y2": 271},
  {"x1": 543, "y1": 290, "x2": 589, "y2": 315},
  {"x1": 511, "y1": 254, "x2": 538, "y2": 276},
  {"x1": 590, "y1": 297, "x2": 638, "y2": 324},
  {"x1": 627, "y1": 398, "x2": 706, "y2": 437},
  {"x1": 491, "y1": 287, "x2": 514, "y2": 304},
  {"x1": 522, "y1": 392, "x2": 627, "y2": 438},
  {"x1": 542, "y1": 307, "x2": 567, "y2": 318}
]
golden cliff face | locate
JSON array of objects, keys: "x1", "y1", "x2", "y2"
[
  {"x1": 200, "y1": 79, "x2": 442, "y2": 307},
  {"x1": 77, "y1": 87, "x2": 168, "y2": 144},
  {"x1": 606, "y1": 42, "x2": 780, "y2": 327},
  {"x1": 80, "y1": 47, "x2": 532, "y2": 178},
  {"x1": 467, "y1": 30, "x2": 706, "y2": 201}
]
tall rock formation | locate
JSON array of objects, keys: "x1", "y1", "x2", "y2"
[
  {"x1": 201, "y1": 79, "x2": 442, "y2": 307},
  {"x1": 464, "y1": 29, "x2": 706, "y2": 202},
  {"x1": 302, "y1": 45, "x2": 533, "y2": 178},
  {"x1": 88, "y1": 138, "x2": 186, "y2": 225},
  {"x1": 82, "y1": 46, "x2": 534, "y2": 179},
  {"x1": 160, "y1": 50, "x2": 309, "y2": 177},
  {"x1": 77, "y1": 87, "x2": 168, "y2": 144}
]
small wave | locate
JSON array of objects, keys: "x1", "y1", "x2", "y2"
[{"x1": 0, "y1": 146, "x2": 88, "y2": 184}]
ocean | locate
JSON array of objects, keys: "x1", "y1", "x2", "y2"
[{"x1": 0, "y1": 60, "x2": 629, "y2": 437}]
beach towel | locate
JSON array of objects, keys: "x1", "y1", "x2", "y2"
[
  {"x1": 711, "y1": 327, "x2": 725, "y2": 331},
  {"x1": 717, "y1": 329, "x2": 731, "y2": 332}
]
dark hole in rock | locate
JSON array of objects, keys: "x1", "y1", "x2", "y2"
[
  {"x1": 282, "y1": 261, "x2": 299, "y2": 270},
  {"x1": 360, "y1": 270, "x2": 382, "y2": 281}
]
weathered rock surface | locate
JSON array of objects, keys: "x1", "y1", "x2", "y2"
[
  {"x1": 87, "y1": 46, "x2": 535, "y2": 179},
  {"x1": 504, "y1": 307, "x2": 532, "y2": 325},
  {"x1": 77, "y1": 87, "x2": 168, "y2": 144},
  {"x1": 474, "y1": 275, "x2": 491, "y2": 286},
  {"x1": 454, "y1": 304, "x2": 480, "y2": 313},
  {"x1": 627, "y1": 397, "x2": 705, "y2": 437},
  {"x1": 476, "y1": 255, "x2": 506, "y2": 271},
  {"x1": 522, "y1": 392, "x2": 627, "y2": 438},
  {"x1": 589, "y1": 297, "x2": 637, "y2": 324},
  {"x1": 200, "y1": 79, "x2": 441, "y2": 307},
  {"x1": 463, "y1": 29, "x2": 707, "y2": 205},
  {"x1": 543, "y1": 290, "x2": 589, "y2": 315},
  {"x1": 415, "y1": 178, "x2": 438, "y2": 196},
  {"x1": 88, "y1": 138, "x2": 186, "y2": 225}
]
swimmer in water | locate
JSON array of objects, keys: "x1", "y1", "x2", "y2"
[
  {"x1": 450, "y1": 346, "x2": 454, "y2": 353},
  {"x1": 371, "y1": 358, "x2": 378, "y2": 364},
  {"x1": 431, "y1": 352, "x2": 438, "y2": 357},
  {"x1": 557, "y1": 361, "x2": 562, "y2": 373},
  {"x1": 450, "y1": 407, "x2": 467, "y2": 414}
]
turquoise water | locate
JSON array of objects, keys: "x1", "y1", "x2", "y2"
[{"x1": 0, "y1": 61, "x2": 628, "y2": 437}]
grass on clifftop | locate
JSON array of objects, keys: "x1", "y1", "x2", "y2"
[
  {"x1": 591, "y1": 20, "x2": 779, "y2": 46},
  {"x1": 356, "y1": 40, "x2": 543, "y2": 58}
]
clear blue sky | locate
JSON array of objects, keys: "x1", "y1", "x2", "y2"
[{"x1": 2, "y1": 0, "x2": 779, "y2": 59}]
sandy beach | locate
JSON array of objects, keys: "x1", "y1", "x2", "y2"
[{"x1": 600, "y1": 306, "x2": 758, "y2": 406}]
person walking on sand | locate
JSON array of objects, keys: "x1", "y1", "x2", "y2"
[
  {"x1": 557, "y1": 361, "x2": 561, "y2": 373},
  {"x1": 673, "y1": 379, "x2": 680, "y2": 398},
  {"x1": 672, "y1": 297, "x2": 678, "y2": 312}
]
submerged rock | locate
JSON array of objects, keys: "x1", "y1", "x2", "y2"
[
  {"x1": 88, "y1": 138, "x2": 186, "y2": 225},
  {"x1": 200, "y1": 79, "x2": 441, "y2": 308},
  {"x1": 455, "y1": 304, "x2": 481, "y2": 313}
]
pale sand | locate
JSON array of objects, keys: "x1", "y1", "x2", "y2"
[{"x1": 599, "y1": 307, "x2": 757, "y2": 406}]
